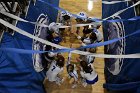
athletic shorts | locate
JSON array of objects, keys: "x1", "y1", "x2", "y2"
[{"x1": 86, "y1": 75, "x2": 98, "y2": 84}]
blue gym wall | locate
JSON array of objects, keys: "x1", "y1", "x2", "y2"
[
  {"x1": 102, "y1": 1, "x2": 140, "y2": 93},
  {"x1": 0, "y1": 0, "x2": 59, "y2": 93}
]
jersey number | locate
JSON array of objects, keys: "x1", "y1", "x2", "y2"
[{"x1": 51, "y1": 66, "x2": 56, "y2": 71}]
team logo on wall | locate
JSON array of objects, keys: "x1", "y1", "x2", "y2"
[
  {"x1": 106, "y1": 16, "x2": 126, "y2": 75},
  {"x1": 126, "y1": 1, "x2": 140, "y2": 16},
  {"x1": 32, "y1": 14, "x2": 49, "y2": 72}
]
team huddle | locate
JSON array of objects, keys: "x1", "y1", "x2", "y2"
[{"x1": 35, "y1": 11, "x2": 103, "y2": 88}]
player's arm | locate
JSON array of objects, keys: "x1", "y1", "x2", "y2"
[
  {"x1": 73, "y1": 72, "x2": 78, "y2": 81},
  {"x1": 80, "y1": 71, "x2": 85, "y2": 78},
  {"x1": 58, "y1": 11, "x2": 61, "y2": 23}
]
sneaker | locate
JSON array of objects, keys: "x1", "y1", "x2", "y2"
[
  {"x1": 72, "y1": 84, "x2": 77, "y2": 88},
  {"x1": 34, "y1": 65, "x2": 44, "y2": 72},
  {"x1": 56, "y1": 81, "x2": 61, "y2": 86},
  {"x1": 82, "y1": 82, "x2": 87, "y2": 87},
  {"x1": 61, "y1": 78, "x2": 64, "y2": 83},
  {"x1": 56, "y1": 77, "x2": 62, "y2": 86}
]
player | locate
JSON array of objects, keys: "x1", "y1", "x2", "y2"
[
  {"x1": 76, "y1": 16, "x2": 103, "y2": 44},
  {"x1": 42, "y1": 22, "x2": 62, "y2": 70},
  {"x1": 67, "y1": 64, "x2": 78, "y2": 88},
  {"x1": 75, "y1": 12, "x2": 89, "y2": 36},
  {"x1": 66, "y1": 52, "x2": 78, "y2": 88},
  {"x1": 76, "y1": 26, "x2": 102, "y2": 65},
  {"x1": 77, "y1": 16, "x2": 102, "y2": 44},
  {"x1": 46, "y1": 55, "x2": 65, "y2": 85},
  {"x1": 87, "y1": 17, "x2": 101, "y2": 29},
  {"x1": 85, "y1": 17, "x2": 103, "y2": 43},
  {"x1": 47, "y1": 22, "x2": 62, "y2": 43},
  {"x1": 75, "y1": 12, "x2": 102, "y2": 48},
  {"x1": 59, "y1": 11, "x2": 72, "y2": 27},
  {"x1": 80, "y1": 61, "x2": 98, "y2": 87},
  {"x1": 58, "y1": 11, "x2": 72, "y2": 42},
  {"x1": 77, "y1": 28, "x2": 102, "y2": 64},
  {"x1": 77, "y1": 27, "x2": 103, "y2": 46}
]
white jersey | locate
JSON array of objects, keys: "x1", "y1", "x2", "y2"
[
  {"x1": 46, "y1": 61, "x2": 63, "y2": 81},
  {"x1": 80, "y1": 64, "x2": 97, "y2": 81},
  {"x1": 69, "y1": 70, "x2": 78, "y2": 81},
  {"x1": 93, "y1": 29, "x2": 103, "y2": 42},
  {"x1": 68, "y1": 64, "x2": 78, "y2": 81},
  {"x1": 77, "y1": 36, "x2": 88, "y2": 46}
]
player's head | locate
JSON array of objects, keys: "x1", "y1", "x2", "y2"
[
  {"x1": 61, "y1": 11, "x2": 71, "y2": 20},
  {"x1": 80, "y1": 61, "x2": 87, "y2": 68},
  {"x1": 56, "y1": 55, "x2": 65, "y2": 68},
  {"x1": 89, "y1": 48, "x2": 96, "y2": 53},
  {"x1": 76, "y1": 12, "x2": 88, "y2": 22},
  {"x1": 87, "y1": 18, "x2": 95, "y2": 29},
  {"x1": 87, "y1": 17, "x2": 101, "y2": 29},
  {"x1": 80, "y1": 61, "x2": 93, "y2": 73},
  {"x1": 48, "y1": 22, "x2": 63, "y2": 44},
  {"x1": 67, "y1": 64, "x2": 74, "y2": 73},
  {"x1": 48, "y1": 22, "x2": 61, "y2": 36}
]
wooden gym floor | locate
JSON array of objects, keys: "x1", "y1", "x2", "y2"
[{"x1": 44, "y1": 0, "x2": 106, "y2": 93}]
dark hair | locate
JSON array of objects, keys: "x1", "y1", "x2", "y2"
[
  {"x1": 83, "y1": 28, "x2": 92, "y2": 35},
  {"x1": 59, "y1": 28, "x2": 65, "y2": 31},
  {"x1": 90, "y1": 32, "x2": 97, "y2": 41},
  {"x1": 75, "y1": 18, "x2": 83, "y2": 22},
  {"x1": 63, "y1": 15, "x2": 70, "y2": 20},
  {"x1": 67, "y1": 64, "x2": 74, "y2": 73},
  {"x1": 56, "y1": 55, "x2": 65, "y2": 68},
  {"x1": 96, "y1": 25, "x2": 101, "y2": 29},
  {"x1": 80, "y1": 61, "x2": 93, "y2": 74},
  {"x1": 89, "y1": 48, "x2": 96, "y2": 53}
]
